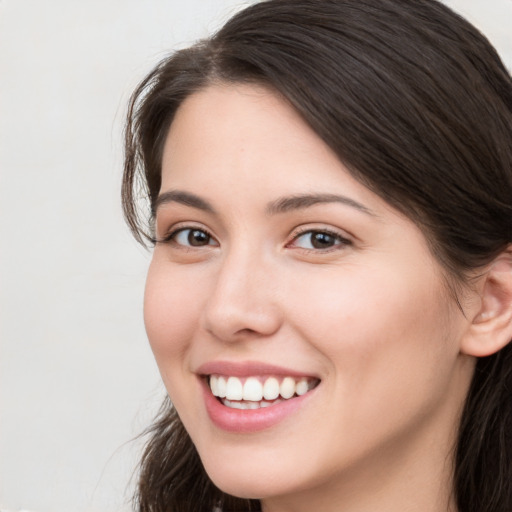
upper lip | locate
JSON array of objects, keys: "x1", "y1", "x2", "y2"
[{"x1": 196, "y1": 360, "x2": 319, "y2": 379}]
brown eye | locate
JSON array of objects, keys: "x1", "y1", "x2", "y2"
[
  {"x1": 310, "y1": 232, "x2": 337, "y2": 249},
  {"x1": 291, "y1": 230, "x2": 350, "y2": 250},
  {"x1": 188, "y1": 229, "x2": 210, "y2": 246},
  {"x1": 173, "y1": 228, "x2": 216, "y2": 247}
]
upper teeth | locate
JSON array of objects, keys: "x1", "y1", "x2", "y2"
[{"x1": 209, "y1": 375, "x2": 317, "y2": 401}]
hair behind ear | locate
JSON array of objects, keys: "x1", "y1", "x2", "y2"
[
  {"x1": 455, "y1": 247, "x2": 512, "y2": 512},
  {"x1": 455, "y1": 343, "x2": 512, "y2": 512}
]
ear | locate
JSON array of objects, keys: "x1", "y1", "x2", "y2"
[{"x1": 460, "y1": 247, "x2": 512, "y2": 357}]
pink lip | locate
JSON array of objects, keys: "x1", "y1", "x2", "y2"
[
  {"x1": 197, "y1": 361, "x2": 320, "y2": 433},
  {"x1": 200, "y1": 379, "x2": 316, "y2": 433},
  {"x1": 196, "y1": 360, "x2": 318, "y2": 379}
]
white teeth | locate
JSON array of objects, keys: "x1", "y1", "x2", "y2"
[
  {"x1": 296, "y1": 378, "x2": 309, "y2": 396},
  {"x1": 263, "y1": 377, "x2": 280, "y2": 400},
  {"x1": 210, "y1": 375, "x2": 219, "y2": 396},
  {"x1": 209, "y1": 374, "x2": 318, "y2": 402},
  {"x1": 280, "y1": 377, "x2": 295, "y2": 399},
  {"x1": 225, "y1": 376, "x2": 243, "y2": 400},
  {"x1": 223, "y1": 399, "x2": 242, "y2": 409},
  {"x1": 222, "y1": 398, "x2": 284, "y2": 409},
  {"x1": 217, "y1": 376, "x2": 227, "y2": 398},
  {"x1": 243, "y1": 377, "x2": 263, "y2": 401}
]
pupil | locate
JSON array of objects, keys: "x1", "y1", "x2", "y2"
[
  {"x1": 312, "y1": 232, "x2": 334, "y2": 249},
  {"x1": 189, "y1": 230, "x2": 209, "y2": 246}
]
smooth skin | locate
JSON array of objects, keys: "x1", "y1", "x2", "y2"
[{"x1": 144, "y1": 84, "x2": 512, "y2": 512}]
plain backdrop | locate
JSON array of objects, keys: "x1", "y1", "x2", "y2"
[{"x1": 1, "y1": 1, "x2": 511, "y2": 511}]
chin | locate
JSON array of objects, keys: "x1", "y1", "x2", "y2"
[{"x1": 200, "y1": 454, "x2": 297, "y2": 500}]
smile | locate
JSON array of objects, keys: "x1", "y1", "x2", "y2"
[
  {"x1": 198, "y1": 361, "x2": 321, "y2": 432},
  {"x1": 209, "y1": 375, "x2": 319, "y2": 409}
]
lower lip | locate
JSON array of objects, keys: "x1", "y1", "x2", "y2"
[{"x1": 201, "y1": 378, "x2": 316, "y2": 433}]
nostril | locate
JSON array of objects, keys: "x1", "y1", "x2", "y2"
[
  {"x1": 201, "y1": 265, "x2": 282, "y2": 341},
  {"x1": 202, "y1": 306, "x2": 281, "y2": 343}
]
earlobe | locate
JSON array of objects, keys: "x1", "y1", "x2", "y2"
[{"x1": 461, "y1": 247, "x2": 512, "y2": 358}]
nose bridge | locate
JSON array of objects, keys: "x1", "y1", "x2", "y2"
[{"x1": 202, "y1": 240, "x2": 281, "y2": 341}]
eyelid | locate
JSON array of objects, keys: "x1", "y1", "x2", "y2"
[
  {"x1": 287, "y1": 226, "x2": 353, "y2": 251},
  {"x1": 154, "y1": 222, "x2": 218, "y2": 246},
  {"x1": 152, "y1": 221, "x2": 352, "y2": 252}
]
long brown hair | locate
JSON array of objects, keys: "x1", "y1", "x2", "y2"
[{"x1": 123, "y1": 1, "x2": 512, "y2": 510}]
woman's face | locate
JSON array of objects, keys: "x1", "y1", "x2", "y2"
[{"x1": 144, "y1": 84, "x2": 475, "y2": 507}]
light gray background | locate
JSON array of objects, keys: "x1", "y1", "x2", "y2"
[{"x1": 1, "y1": 1, "x2": 511, "y2": 511}]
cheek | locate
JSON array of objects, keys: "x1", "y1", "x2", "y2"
[
  {"x1": 143, "y1": 259, "x2": 205, "y2": 371},
  {"x1": 283, "y1": 259, "x2": 458, "y2": 411},
  {"x1": 276, "y1": 262, "x2": 466, "y2": 471},
  {"x1": 283, "y1": 259, "x2": 441, "y2": 345}
]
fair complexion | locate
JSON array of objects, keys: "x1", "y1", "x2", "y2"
[{"x1": 144, "y1": 84, "x2": 485, "y2": 512}]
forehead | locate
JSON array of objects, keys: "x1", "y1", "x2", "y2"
[
  {"x1": 160, "y1": 83, "x2": 384, "y2": 211},
  {"x1": 163, "y1": 83, "x2": 323, "y2": 175}
]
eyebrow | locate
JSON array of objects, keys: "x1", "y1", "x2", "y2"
[
  {"x1": 266, "y1": 193, "x2": 375, "y2": 216},
  {"x1": 153, "y1": 190, "x2": 216, "y2": 215},
  {"x1": 154, "y1": 190, "x2": 375, "y2": 217}
]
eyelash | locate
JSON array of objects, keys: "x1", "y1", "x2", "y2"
[
  {"x1": 287, "y1": 227, "x2": 352, "y2": 252},
  {"x1": 154, "y1": 226, "x2": 217, "y2": 247},
  {"x1": 155, "y1": 225, "x2": 352, "y2": 253}
]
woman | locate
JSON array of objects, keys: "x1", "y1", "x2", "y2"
[{"x1": 122, "y1": 1, "x2": 512, "y2": 511}]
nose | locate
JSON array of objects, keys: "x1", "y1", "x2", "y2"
[{"x1": 201, "y1": 249, "x2": 282, "y2": 343}]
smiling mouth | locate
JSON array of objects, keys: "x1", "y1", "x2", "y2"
[{"x1": 207, "y1": 375, "x2": 320, "y2": 410}]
